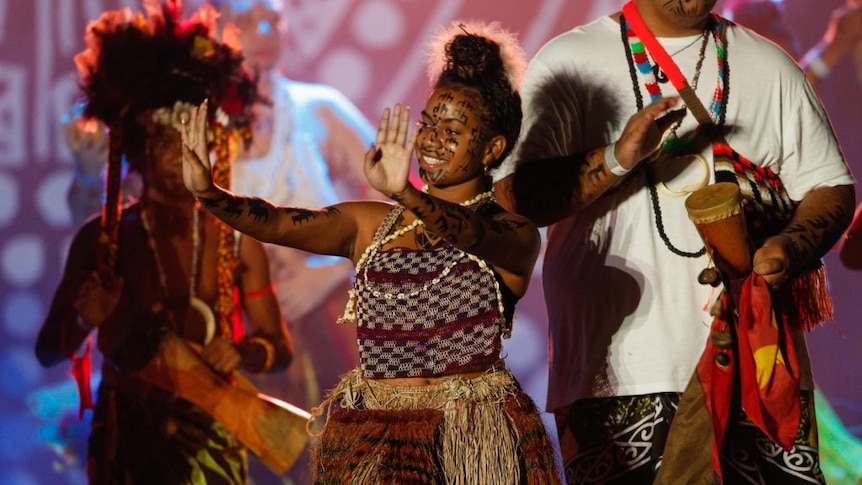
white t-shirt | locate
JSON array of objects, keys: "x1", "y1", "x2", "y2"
[{"x1": 499, "y1": 16, "x2": 854, "y2": 412}]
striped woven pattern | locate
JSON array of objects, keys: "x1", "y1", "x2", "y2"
[{"x1": 356, "y1": 244, "x2": 502, "y2": 378}]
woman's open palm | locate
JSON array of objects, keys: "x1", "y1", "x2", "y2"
[
  {"x1": 364, "y1": 104, "x2": 418, "y2": 198},
  {"x1": 180, "y1": 100, "x2": 215, "y2": 196}
]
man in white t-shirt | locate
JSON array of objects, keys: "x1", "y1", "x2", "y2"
[{"x1": 494, "y1": 0, "x2": 855, "y2": 483}]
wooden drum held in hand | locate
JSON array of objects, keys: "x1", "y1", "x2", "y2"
[{"x1": 684, "y1": 182, "x2": 752, "y2": 280}]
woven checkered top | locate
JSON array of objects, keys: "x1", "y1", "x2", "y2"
[{"x1": 354, "y1": 207, "x2": 509, "y2": 378}]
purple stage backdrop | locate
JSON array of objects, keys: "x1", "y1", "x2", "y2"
[{"x1": 0, "y1": 1, "x2": 859, "y2": 483}]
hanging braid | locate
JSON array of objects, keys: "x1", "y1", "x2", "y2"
[{"x1": 98, "y1": 121, "x2": 125, "y2": 277}]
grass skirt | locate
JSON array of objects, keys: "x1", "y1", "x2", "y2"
[{"x1": 311, "y1": 367, "x2": 560, "y2": 484}]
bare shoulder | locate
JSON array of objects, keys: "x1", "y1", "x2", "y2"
[
  {"x1": 336, "y1": 200, "x2": 398, "y2": 254},
  {"x1": 338, "y1": 200, "x2": 397, "y2": 228}
]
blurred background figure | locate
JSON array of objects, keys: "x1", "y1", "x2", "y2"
[
  {"x1": 57, "y1": 2, "x2": 434, "y2": 483},
  {"x1": 35, "y1": 2, "x2": 293, "y2": 482},
  {"x1": 62, "y1": 103, "x2": 110, "y2": 226},
  {"x1": 206, "y1": 1, "x2": 381, "y2": 483},
  {"x1": 724, "y1": 0, "x2": 862, "y2": 86},
  {"x1": 62, "y1": 102, "x2": 144, "y2": 227}
]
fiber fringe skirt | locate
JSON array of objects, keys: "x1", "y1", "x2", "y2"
[{"x1": 310, "y1": 367, "x2": 561, "y2": 484}]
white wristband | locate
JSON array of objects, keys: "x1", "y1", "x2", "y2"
[{"x1": 604, "y1": 143, "x2": 631, "y2": 176}]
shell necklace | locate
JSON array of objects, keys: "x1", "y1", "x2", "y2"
[
  {"x1": 141, "y1": 203, "x2": 216, "y2": 344},
  {"x1": 356, "y1": 190, "x2": 496, "y2": 274}
]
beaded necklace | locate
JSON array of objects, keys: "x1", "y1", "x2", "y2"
[
  {"x1": 140, "y1": 203, "x2": 216, "y2": 344},
  {"x1": 622, "y1": 15, "x2": 727, "y2": 152},
  {"x1": 620, "y1": 7, "x2": 730, "y2": 258},
  {"x1": 340, "y1": 191, "x2": 511, "y2": 338}
]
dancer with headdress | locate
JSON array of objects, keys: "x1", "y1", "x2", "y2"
[{"x1": 35, "y1": 2, "x2": 292, "y2": 483}]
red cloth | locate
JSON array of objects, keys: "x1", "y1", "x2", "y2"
[
  {"x1": 231, "y1": 287, "x2": 245, "y2": 343},
  {"x1": 736, "y1": 274, "x2": 801, "y2": 448},
  {"x1": 70, "y1": 335, "x2": 95, "y2": 419},
  {"x1": 698, "y1": 274, "x2": 801, "y2": 480},
  {"x1": 696, "y1": 294, "x2": 735, "y2": 479}
]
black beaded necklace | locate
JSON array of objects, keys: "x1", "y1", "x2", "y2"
[{"x1": 620, "y1": 15, "x2": 728, "y2": 258}]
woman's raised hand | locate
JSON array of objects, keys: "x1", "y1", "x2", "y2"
[
  {"x1": 364, "y1": 104, "x2": 419, "y2": 199},
  {"x1": 180, "y1": 100, "x2": 216, "y2": 197}
]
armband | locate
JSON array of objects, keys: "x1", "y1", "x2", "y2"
[
  {"x1": 242, "y1": 284, "x2": 275, "y2": 300},
  {"x1": 244, "y1": 336, "x2": 275, "y2": 373}
]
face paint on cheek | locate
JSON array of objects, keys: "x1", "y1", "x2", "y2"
[
  {"x1": 465, "y1": 125, "x2": 488, "y2": 160},
  {"x1": 468, "y1": 125, "x2": 485, "y2": 146},
  {"x1": 662, "y1": 0, "x2": 687, "y2": 15}
]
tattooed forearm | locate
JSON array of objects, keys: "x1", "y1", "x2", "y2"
[
  {"x1": 486, "y1": 218, "x2": 529, "y2": 234},
  {"x1": 285, "y1": 206, "x2": 341, "y2": 226},
  {"x1": 224, "y1": 197, "x2": 245, "y2": 219},
  {"x1": 783, "y1": 207, "x2": 852, "y2": 266},
  {"x1": 511, "y1": 145, "x2": 625, "y2": 226},
  {"x1": 203, "y1": 192, "x2": 273, "y2": 223},
  {"x1": 780, "y1": 185, "x2": 854, "y2": 270},
  {"x1": 248, "y1": 199, "x2": 271, "y2": 223},
  {"x1": 197, "y1": 192, "x2": 228, "y2": 209},
  {"x1": 196, "y1": 185, "x2": 344, "y2": 246},
  {"x1": 578, "y1": 147, "x2": 618, "y2": 204}
]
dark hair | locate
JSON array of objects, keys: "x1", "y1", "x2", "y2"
[{"x1": 429, "y1": 23, "x2": 525, "y2": 167}]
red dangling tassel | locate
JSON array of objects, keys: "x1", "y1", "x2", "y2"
[{"x1": 70, "y1": 335, "x2": 95, "y2": 419}]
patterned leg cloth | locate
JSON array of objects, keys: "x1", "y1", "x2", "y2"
[
  {"x1": 311, "y1": 367, "x2": 561, "y2": 484},
  {"x1": 88, "y1": 387, "x2": 247, "y2": 485},
  {"x1": 720, "y1": 390, "x2": 825, "y2": 484},
  {"x1": 555, "y1": 391, "x2": 825, "y2": 485},
  {"x1": 554, "y1": 393, "x2": 681, "y2": 485}
]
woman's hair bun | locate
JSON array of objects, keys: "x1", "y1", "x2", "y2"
[
  {"x1": 426, "y1": 20, "x2": 525, "y2": 91},
  {"x1": 445, "y1": 32, "x2": 504, "y2": 82}
]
